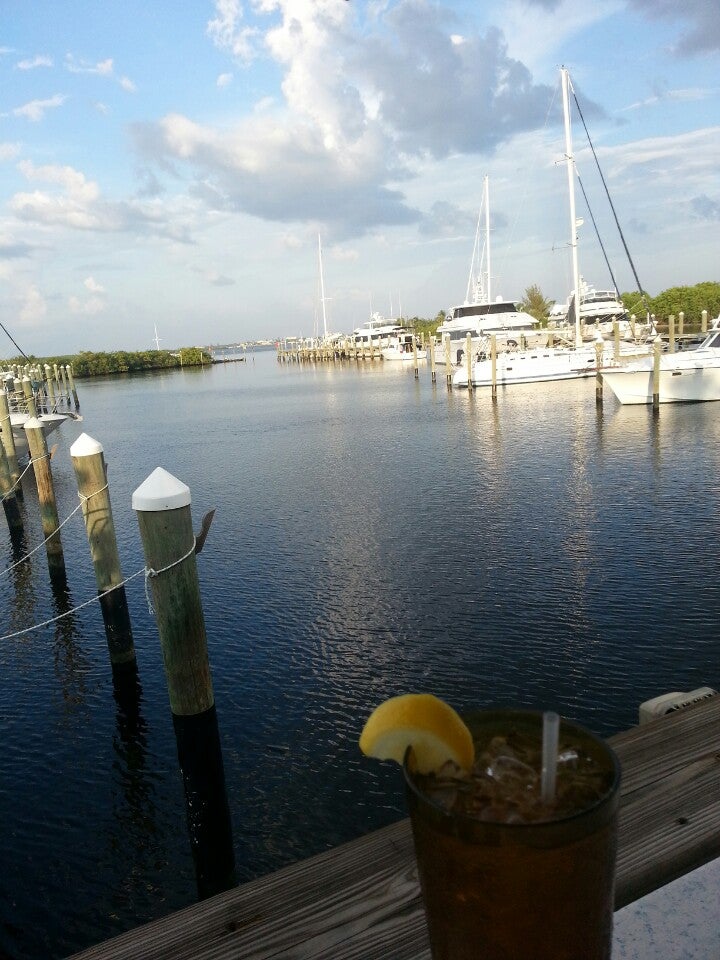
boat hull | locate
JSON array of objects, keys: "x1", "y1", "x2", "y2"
[
  {"x1": 602, "y1": 364, "x2": 720, "y2": 404},
  {"x1": 453, "y1": 345, "x2": 608, "y2": 388}
]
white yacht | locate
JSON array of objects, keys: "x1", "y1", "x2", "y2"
[
  {"x1": 434, "y1": 176, "x2": 537, "y2": 366},
  {"x1": 381, "y1": 332, "x2": 427, "y2": 361},
  {"x1": 351, "y1": 312, "x2": 405, "y2": 349},
  {"x1": 602, "y1": 322, "x2": 720, "y2": 404}
]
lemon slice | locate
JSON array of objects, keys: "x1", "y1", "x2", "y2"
[{"x1": 359, "y1": 693, "x2": 474, "y2": 774}]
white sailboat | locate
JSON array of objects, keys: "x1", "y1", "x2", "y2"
[
  {"x1": 435, "y1": 176, "x2": 537, "y2": 366},
  {"x1": 453, "y1": 68, "x2": 647, "y2": 389},
  {"x1": 602, "y1": 321, "x2": 720, "y2": 404}
]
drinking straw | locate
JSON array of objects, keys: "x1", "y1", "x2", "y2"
[{"x1": 541, "y1": 711, "x2": 560, "y2": 804}]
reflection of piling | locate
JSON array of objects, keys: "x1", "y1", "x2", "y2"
[
  {"x1": 465, "y1": 333, "x2": 473, "y2": 393},
  {"x1": 0, "y1": 389, "x2": 22, "y2": 498},
  {"x1": 595, "y1": 342, "x2": 604, "y2": 405},
  {"x1": 133, "y1": 468, "x2": 235, "y2": 898},
  {"x1": 429, "y1": 336, "x2": 436, "y2": 383},
  {"x1": 24, "y1": 417, "x2": 66, "y2": 580},
  {"x1": 71, "y1": 433, "x2": 136, "y2": 672},
  {"x1": 490, "y1": 335, "x2": 497, "y2": 402},
  {"x1": 444, "y1": 335, "x2": 452, "y2": 387}
]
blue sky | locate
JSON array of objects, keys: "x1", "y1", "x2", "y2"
[{"x1": 1, "y1": 0, "x2": 718, "y2": 353}]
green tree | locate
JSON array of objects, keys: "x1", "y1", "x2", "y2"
[{"x1": 519, "y1": 285, "x2": 553, "y2": 326}]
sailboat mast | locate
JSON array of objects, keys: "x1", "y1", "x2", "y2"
[
  {"x1": 484, "y1": 175, "x2": 491, "y2": 305},
  {"x1": 561, "y1": 67, "x2": 582, "y2": 349},
  {"x1": 318, "y1": 234, "x2": 328, "y2": 340}
]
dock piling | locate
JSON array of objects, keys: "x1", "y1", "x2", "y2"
[
  {"x1": 71, "y1": 433, "x2": 136, "y2": 672},
  {"x1": 24, "y1": 417, "x2": 66, "y2": 580},
  {"x1": 0, "y1": 389, "x2": 22, "y2": 497},
  {"x1": 133, "y1": 468, "x2": 235, "y2": 898}
]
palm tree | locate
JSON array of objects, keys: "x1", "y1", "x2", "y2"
[{"x1": 519, "y1": 285, "x2": 553, "y2": 327}]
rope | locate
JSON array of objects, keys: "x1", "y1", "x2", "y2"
[
  {"x1": 1, "y1": 458, "x2": 38, "y2": 502},
  {"x1": 144, "y1": 537, "x2": 197, "y2": 614},
  {"x1": 0, "y1": 536, "x2": 199, "y2": 640},
  {"x1": 0, "y1": 482, "x2": 108, "y2": 574}
]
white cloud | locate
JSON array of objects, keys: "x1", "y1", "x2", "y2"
[
  {"x1": 217, "y1": 72, "x2": 234, "y2": 88},
  {"x1": 119, "y1": 76, "x2": 136, "y2": 92},
  {"x1": 69, "y1": 295, "x2": 106, "y2": 315},
  {"x1": 207, "y1": 0, "x2": 259, "y2": 62},
  {"x1": 66, "y1": 55, "x2": 114, "y2": 75},
  {"x1": 12, "y1": 94, "x2": 66, "y2": 122},
  {"x1": 17, "y1": 55, "x2": 53, "y2": 70},
  {"x1": 0, "y1": 142, "x2": 21, "y2": 161},
  {"x1": 19, "y1": 285, "x2": 47, "y2": 326},
  {"x1": 84, "y1": 276, "x2": 105, "y2": 293}
]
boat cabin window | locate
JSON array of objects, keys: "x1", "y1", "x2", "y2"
[
  {"x1": 706, "y1": 332, "x2": 720, "y2": 349},
  {"x1": 452, "y1": 302, "x2": 518, "y2": 319}
]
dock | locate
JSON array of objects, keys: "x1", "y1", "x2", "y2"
[{"x1": 68, "y1": 694, "x2": 720, "y2": 959}]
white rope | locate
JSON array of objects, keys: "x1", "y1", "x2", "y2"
[
  {"x1": 144, "y1": 537, "x2": 197, "y2": 614},
  {"x1": 0, "y1": 567, "x2": 146, "y2": 640},
  {"x1": 1, "y1": 536, "x2": 199, "y2": 640},
  {"x1": 0, "y1": 482, "x2": 109, "y2": 576},
  {"x1": 1, "y1": 457, "x2": 35, "y2": 501}
]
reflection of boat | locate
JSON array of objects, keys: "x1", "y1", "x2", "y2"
[
  {"x1": 381, "y1": 332, "x2": 427, "y2": 361},
  {"x1": 454, "y1": 68, "x2": 649, "y2": 390},
  {"x1": 435, "y1": 176, "x2": 537, "y2": 365},
  {"x1": 602, "y1": 323, "x2": 720, "y2": 404}
]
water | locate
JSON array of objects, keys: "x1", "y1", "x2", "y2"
[{"x1": 1, "y1": 350, "x2": 718, "y2": 958}]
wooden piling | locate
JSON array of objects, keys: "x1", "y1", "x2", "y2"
[
  {"x1": 678, "y1": 311, "x2": 684, "y2": 337},
  {"x1": 0, "y1": 442, "x2": 23, "y2": 536},
  {"x1": 652, "y1": 340, "x2": 662, "y2": 413},
  {"x1": 429, "y1": 336, "x2": 436, "y2": 382},
  {"x1": 465, "y1": 333, "x2": 473, "y2": 392},
  {"x1": 21, "y1": 377, "x2": 38, "y2": 419},
  {"x1": 444, "y1": 334, "x2": 452, "y2": 386},
  {"x1": 490, "y1": 335, "x2": 497, "y2": 402},
  {"x1": 24, "y1": 417, "x2": 65, "y2": 579},
  {"x1": 66, "y1": 364, "x2": 80, "y2": 411},
  {"x1": 71, "y1": 433, "x2": 135, "y2": 671},
  {"x1": 412, "y1": 338, "x2": 419, "y2": 379},
  {"x1": 0, "y1": 389, "x2": 22, "y2": 497},
  {"x1": 668, "y1": 315, "x2": 675, "y2": 353},
  {"x1": 595, "y1": 341, "x2": 604, "y2": 404},
  {"x1": 613, "y1": 320, "x2": 620, "y2": 361},
  {"x1": 133, "y1": 467, "x2": 234, "y2": 898},
  {"x1": 702, "y1": 310, "x2": 708, "y2": 334}
]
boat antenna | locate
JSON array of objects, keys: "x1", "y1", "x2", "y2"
[
  {"x1": 484, "y1": 175, "x2": 491, "y2": 304},
  {"x1": 0, "y1": 320, "x2": 30, "y2": 361},
  {"x1": 318, "y1": 234, "x2": 328, "y2": 340},
  {"x1": 571, "y1": 87, "x2": 652, "y2": 321}
]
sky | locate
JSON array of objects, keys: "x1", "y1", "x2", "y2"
[{"x1": 1, "y1": 0, "x2": 719, "y2": 354}]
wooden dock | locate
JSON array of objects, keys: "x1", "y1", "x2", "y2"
[{"x1": 68, "y1": 695, "x2": 720, "y2": 960}]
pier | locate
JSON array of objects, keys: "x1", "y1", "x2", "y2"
[{"x1": 68, "y1": 694, "x2": 720, "y2": 959}]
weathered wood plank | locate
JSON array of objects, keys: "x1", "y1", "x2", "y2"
[{"x1": 68, "y1": 696, "x2": 720, "y2": 960}]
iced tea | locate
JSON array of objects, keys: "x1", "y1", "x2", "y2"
[{"x1": 404, "y1": 710, "x2": 621, "y2": 960}]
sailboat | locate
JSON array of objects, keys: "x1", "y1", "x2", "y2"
[
  {"x1": 453, "y1": 68, "x2": 648, "y2": 389},
  {"x1": 435, "y1": 175, "x2": 537, "y2": 366}
]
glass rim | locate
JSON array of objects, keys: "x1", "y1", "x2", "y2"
[{"x1": 402, "y1": 708, "x2": 622, "y2": 831}]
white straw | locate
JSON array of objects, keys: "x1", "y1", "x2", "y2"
[{"x1": 541, "y1": 711, "x2": 560, "y2": 804}]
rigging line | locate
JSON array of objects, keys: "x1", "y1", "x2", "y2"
[
  {"x1": 575, "y1": 172, "x2": 621, "y2": 297},
  {"x1": 0, "y1": 320, "x2": 30, "y2": 361},
  {"x1": 570, "y1": 87, "x2": 652, "y2": 320}
]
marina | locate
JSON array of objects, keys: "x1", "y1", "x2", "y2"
[{"x1": 1, "y1": 350, "x2": 719, "y2": 958}]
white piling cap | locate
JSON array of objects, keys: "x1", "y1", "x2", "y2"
[
  {"x1": 70, "y1": 433, "x2": 104, "y2": 457},
  {"x1": 132, "y1": 467, "x2": 191, "y2": 511},
  {"x1": 23, "y1": 417, "x2": 42, "y2": 430}
]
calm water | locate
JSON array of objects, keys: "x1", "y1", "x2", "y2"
[{"x1": 1, "y1": 350, "x2": 718, "y2": 958}]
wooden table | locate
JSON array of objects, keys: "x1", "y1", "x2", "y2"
[{"x1": 69, "y1": 695, "x2": 720, "y2": 960}]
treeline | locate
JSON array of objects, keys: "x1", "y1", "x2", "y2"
[{"x1": 6, "y1": 347, "x2": 212, "y2": 378}]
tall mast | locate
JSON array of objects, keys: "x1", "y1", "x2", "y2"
[
  {"x1": 561, "y1": 67, "x2": 582, "y2": 349},
  {"x1": 484, "y1": 174, "x2": 491, "y2": 304},
  {"x1": 318, "y1": 234, "x2": 328, "y2": 340}
]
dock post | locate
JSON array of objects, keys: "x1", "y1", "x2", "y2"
[
  {"x1": 429, "y1": 336, "x2": 436, "y2": 383},
  {"x1": 24, "y1": 417, "x2": 66, "y2": 580},
  {"x1": 668, "y1": 315, "x2": 675, "y2": 353},
  {"x1": 133, "y1": 468, "x2": 235, "y2": 898},
  {"x1": 465, "y1": 333, "x2": 473, "y2": 392},
  {"x1": 0, "y1": 443, "x2": 23, "y2": 538},
  {"x1": 66, "y1": 364, "x2": 80, "y2": 411},
  {"x1": 413, "y1": 337, "x2": 419, "y2": 378},
  {"x1": 701, "y1": 310, "x2": 708, "y2": 334},
  {"x1": 678, "y1": 311, "x2": 684, "y2": 338},
  {"x1": 0, "y1": 389, "x2": 22, "y2": 497},
  {"x1": 595, "y1": 342, "x2": 604, "y2": 404},
  {"x1": 490, "y1": 335, "x2": 497, "y2": 402},
  {"x1": 71, "y1": 433, "x2": 136, "y2": 672},
  {"x1": 652, "y1": 339, "x2": 661, "y2": 413},
  {"x1": 613, "y1": 320, "x2": 620, "y2": 361},
  {"x1": 44, "y1": 365, "x2": 57, "y2": 411},
  {"x1": 444, "y1": 334, "x2": 452, "y2": 387},
  {"x1": 21, "y1": 377, "x2": 38, "y2": 419}
]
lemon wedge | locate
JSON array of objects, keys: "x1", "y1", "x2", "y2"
[{"x1": 359, "y1": 693, "x2": 474, "y2": 774}]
